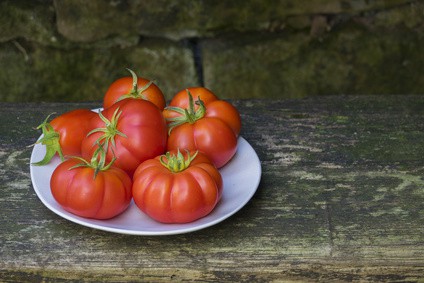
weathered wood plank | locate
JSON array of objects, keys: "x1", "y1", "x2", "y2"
[{"x1": 1, "y1": 96, "x2": 423, "y2": 282}]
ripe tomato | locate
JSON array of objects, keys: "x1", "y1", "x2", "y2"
[
  {"x1": 32, "y1": 109, "x2": 97, "y2": 166},
  {"x1": 163, "y1": 87, "x2": 241, "y2": 168},
  {"x1": 103, "y1": 69, "x2": 166, "y2": 110},
  {"x1": 50, "y1": 150, "x2": 132, "y2": 220},
  {"x1": 81, "y1": 99, "x2": 168, "y2": 176},
  {"x1": 132, "y1": 150, "x2": 223, "y2": 223}
]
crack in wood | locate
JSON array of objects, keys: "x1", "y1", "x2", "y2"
[
  {"x1": 324, "y1": 182, "x2": 335, "y2": 257},
  {"x1": 325, "y1": 201, "x2": 335, "y2": 257}
]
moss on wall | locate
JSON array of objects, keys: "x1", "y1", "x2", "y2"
[{"x1": 0, "y1": 0, "x2": 423, "y2": 101}]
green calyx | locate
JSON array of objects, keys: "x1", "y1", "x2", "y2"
[
  {"x1": 87, "y1": 107, "x2": 127, "y2": 150},
  {"x1": 116, "y1": 68, "x2": 154, "y2": 103},
  {"x1": 165, "y1": 89, "x2": 206, "y2": 135},
  {"x1": 69, "y1": 141, "x2": 115, "y2": 179},
  {"x1": 31, "y1": 113, "x2": 64, "y2": 166},
  {"x1": 160, "y1": 149, "x2": 198, "y2": 173}
]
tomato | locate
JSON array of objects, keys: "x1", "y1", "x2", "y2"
[
  {"x1": 103, "y1": 69, "x2": 166, "y2": 110},
  {"x1": 81, "y1": 99, "x2": 168, "y2": 176},
  {"x1": 32, "y1": 109, "x2": 97, "y2": 166},
  {"x1": 50, "y1": 148, "x2": 132, "y2": 219},
  {"x1": 132, "y1": 150, "x2": 223, "y2": 223},
  {"x1": 163, "y1": 87, "x2": 241, "y2": 168}
]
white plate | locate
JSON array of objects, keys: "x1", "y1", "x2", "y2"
[{"x1": 30, "y1": 137, "x2": 261, "y2": 235}]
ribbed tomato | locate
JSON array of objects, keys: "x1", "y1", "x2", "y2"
[
  {"x1": 50, "y1": 153, "x2": 132, "y2": 220},
  {"x1": 132, "y1": 150, "x2": 223, "y2": 223}
]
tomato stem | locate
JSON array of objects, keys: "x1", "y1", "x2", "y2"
[
  {"x1": 69, "y1": 141, "x2": 116, "y2": 179},
  {"x1": 116, "y1": 68, "x2": 153, "y2": 103},
  {"x1": 87, "y1": 107, "x2": 127, "y2": 150},
  {"x1": 165, "y1": 89, "x2": 206, "y2": 135},
  {"x1": 160, "y1": 150, "x2": 198, "y2": 173},
  {"x1": 31, "y1": 113, "x2": 64, "y2": 166}
]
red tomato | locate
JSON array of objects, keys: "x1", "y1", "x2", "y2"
[
  {"x1": 81, "y1": 99, "x2": 168, "y2": 176},
  {"x1": 32, "y1": 109, "x2": 97, "y2": 166},
  {"x1": 51, "y1": 156, "x2": 132, "y2": 219},
  {"x1": 103, "y1": 69, "x2": 166, "y2": 110},
  {"x1": 163, "y1": 87, "x2": 241, "y2": 168},
  {"x1": 132, "y1": 150, "x2": 223, "y2": 223}
]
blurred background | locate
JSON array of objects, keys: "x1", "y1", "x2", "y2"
[{"x1": 0, "y1": 0, "x2": 423, "y2": 102}]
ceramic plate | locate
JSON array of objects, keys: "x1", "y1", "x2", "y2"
[{"x1": 30, "y1": 136, "x2": 261, "y2": 235}]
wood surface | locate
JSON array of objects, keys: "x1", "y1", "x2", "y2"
[{"x1": 1, "y1": 96, "x2": 423, "y2": 282}]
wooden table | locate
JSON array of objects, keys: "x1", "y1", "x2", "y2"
[{"x1": 1, "y1": 95, "x2": 423, "y2": 282}]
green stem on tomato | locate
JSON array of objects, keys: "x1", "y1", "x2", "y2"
[
  {"x1": 31, "y1": 113, "x2": 64, "y2": 166},
  {"x1": 160, "y1": 149, "x2": 198, "y2": 173},
  {"x1": 164, "y1": 89, "x2": 206, "y2": 135},
  {"x1": 69, "y1": 141, "x2": 116, "y2": 179},
  {"x1": 116, "y1": 68, "x2": 153, "y2": 103},
  {"x1": 87, "y1": 107, "x2": 127, "y2": 150}
]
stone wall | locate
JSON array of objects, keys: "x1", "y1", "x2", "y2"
[{"x1": 0, "y1": 0, "x2": 423, "y2": 102}]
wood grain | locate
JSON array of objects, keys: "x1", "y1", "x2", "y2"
[{"x1": 1, "y1": 96, "x2": 423, "y2": 282}]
